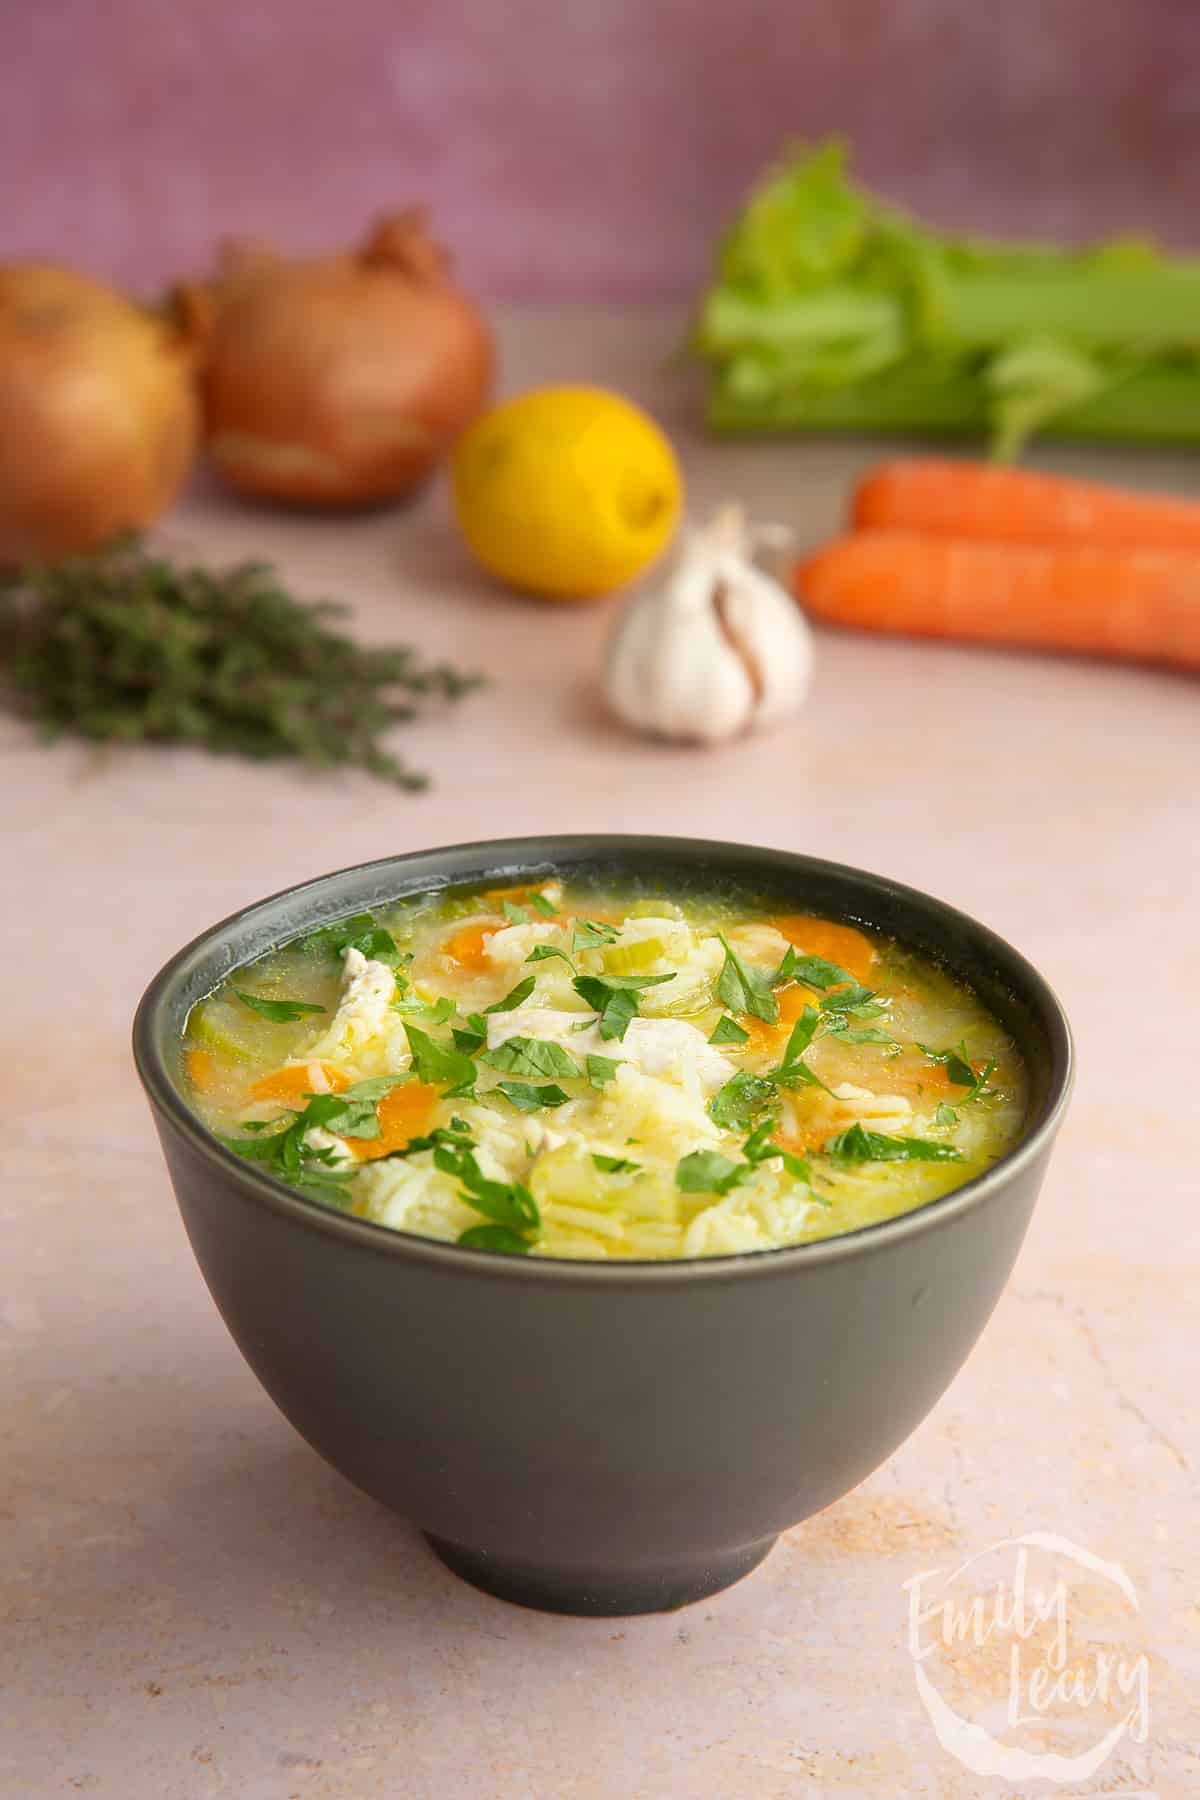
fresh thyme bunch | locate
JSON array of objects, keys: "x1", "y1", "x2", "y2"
[{"x1": 0, "y1": 538, "x2": 480, "y2": 786}]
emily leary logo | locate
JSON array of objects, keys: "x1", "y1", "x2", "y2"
[{"x1": 903, "y1": 1531, "x2": 1151, "y2": 1785}]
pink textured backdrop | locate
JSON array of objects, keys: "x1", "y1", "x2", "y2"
[{"x1": 4, "y1": 0, "x2": 1198, "y2": 301}]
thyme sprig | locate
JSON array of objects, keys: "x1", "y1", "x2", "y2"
[{"x1": 0, "y1": 538, "x2": 481, "y2": 786}]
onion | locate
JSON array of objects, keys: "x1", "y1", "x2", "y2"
[
  {"x1": 195, "y1": 210, "x2": 494, "y2": 507},
  {"x1": 0, "y1": 266, "x2": 201, "y2": 562}
]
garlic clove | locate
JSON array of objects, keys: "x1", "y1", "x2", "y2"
[{"x1": 604, "y1": 507, "x2": 814, "y2": 745}]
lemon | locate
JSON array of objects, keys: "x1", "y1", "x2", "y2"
[{"x1": 451, "y1": 385, "x2": 683, "y2": 599}]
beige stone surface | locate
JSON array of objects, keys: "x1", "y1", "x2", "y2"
[{"x1": 3, "y1": 310, "x2": 1197, "y2": 1798}]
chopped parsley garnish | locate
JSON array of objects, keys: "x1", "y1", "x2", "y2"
[
  {"x1": 775, "y1": 949, "x2": 854, "y2": 988},
  {"x1": 838, "y1": 1027, "x2": 899, "y2": 1045},
  {"x1": 934, "y1": 1102, "x2": 959, "y2": 1128},
  {"x1": 571, "y1": 971, "x2": 675, "y2": 1041},
  {"x1": 300, "y1": 1076, "x2": 404, "y2": 1139},
  {"x1": 592, "y1": 1153, "x2": 640, "y2": 1174},
  {"x1": 919, "y1": 1041, "x2": 996, "y2": 1101},
  {"x1": 586, "y1": 1054, "x2": 622, "y2": 1087},
  {"x1": 709, "y1": 1014, "x2": 750, "y2": 1045},
  {"x1": 234, "y1": 991, "x2": 326, "y2": 1023},
  {"x1": 677, "y1": 1120, "x2": 810, "y2": 1196},
  {"x1": 497, "y1": 1080, "x2": 571, "y2": 1112},
  {"x1": 571, "y1": 919, "x2": 619, "y2": 953},
  {"x1": 383, "y1": 1117, "x2": 475, "y2": 1160},
  {"x1": 772, "y1": 1006, "x2": 833, "y2": 1094},
  {"x1": 301, "y1": 912, "x2": 401, "y2": 966},
  {"x1": 526, "y1": 891, "x2": 559, "y2": 918},
  {"x1": 222, "y1": 1076, "x2": 407, "y2": 1199},
  {"x1": 452, "y1": 1149, "x2": 540, "y2": 1252},
  {"x1": 777, "y1": 1005, "x2": 818, "y2": 1065},
  {"x1": 716, "y1": 934, "x2": 778, "y2": 1024},
  {"x1": 392, "y1": 986, "x2": 456, "y2": 1024},
  {"x1": 742, "y1": 1118, "x2": 811, "y2": 1181},
  {"x1": 707, "y1": 1070, "x2": 776, "y2": 1130},
  {"x1": 525, "y1": 944, "x2": 576, "y2": 971},
  {"x1": 818, "y1": 982, "x2": 887, "y2": 1019},
  {"x1": 676, "y1": 1149, "x2": 748, "y2": 1196},
  {"x1": 402, "y1": 1022, "x2": 477, "y2": 1093},
  {"x1": 451, "y1": 1013, "x2": 488, "y2": 1054},
  {"x1": 394, "y1": 1120, "x2": 539, "y2": 1252},
  {"x1": 774, "y1": 950, "x2": 885, "y2": 1018},
  {"x1": 480, "y1": 1037, "x2": 582, "y2": 1080},
  {"x1": 501, "y1": 901, "x2": 530, "y2": 924},
  {"x1": 458, "y1": 1224, "x2": 535, "y2": 1255},
  {"x1": 824, "y1": 1123, "x2": 962, "y2": 1163},
  {"x1": 485, "y1": 976, "x2": 537, "y2": 1013}
]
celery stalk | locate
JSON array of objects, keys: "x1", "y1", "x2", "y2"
[
  {"x1": 695, "y1": 141, "x2": 1200, "y2": 456},
  {"x1": 707, "y1": 361, "x2": 1200, "y2": 447}
]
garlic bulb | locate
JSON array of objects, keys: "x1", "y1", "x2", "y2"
[{"x1": 605, "y1": 505, "x2": 814, "y2": 744}]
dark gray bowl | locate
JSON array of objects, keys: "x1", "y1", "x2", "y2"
[{"x1": 133, "y1": 836, "x2": 1072, "y2": 1617}]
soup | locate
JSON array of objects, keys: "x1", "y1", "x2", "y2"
[{"x1": 181, "y1": 876, "x2": 1028, "y2": 1259}]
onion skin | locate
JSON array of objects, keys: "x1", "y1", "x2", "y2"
[
  {"x1": 0, "y1": 266, "x2": 200, "y2": 562},
  {"x1": 197, "y1": 212, "x2": 494, "y2": 507}
]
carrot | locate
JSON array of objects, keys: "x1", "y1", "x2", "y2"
[
  {"x1": 442, "y1": 921, "x2": 501, "y2": 972},
  {"x1": 739, "y1": 981, "x2": 821, "y2": 1053},
  {"x1": 767, "y1": 915, "x2": 876, "y2": 983},
  {"x1": 185, "y1": 1047, "x2": 220, "y2": 1092},
  {"x1": 353, "y1": 1080, "x2": 440, "y2": 1161},
  {"x1": 796, "y1": 531, "x2": 1200, "y2": 668},
  {"x1": 853, "y1": 458, "x2": 1200, "y2": 551},
  {"x1": 249, "y1": 1062, "x2": 348, "y2": 1104}
]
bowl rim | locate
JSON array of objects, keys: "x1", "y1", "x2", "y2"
[{"x1": 132, "y1": 834, "x2": 1074, "y2": 1286}]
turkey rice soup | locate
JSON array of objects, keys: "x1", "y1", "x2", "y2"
[{"x1": 181, "y1": 876, "x2": 1027, "y2": 1260}]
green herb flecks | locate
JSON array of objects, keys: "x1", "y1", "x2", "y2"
[
  {"x1": 392, "y1": 987, "x2": 456, "y2": 1025},
  {"x1": 571, "y1": 919, "x2": 619, "y2": 953},
  {"x1": 525, "y1": 944, "x2": 576, "y2": 971},
  {"x1": 451, "y1": 1014, "x2": 489, "y2": 1054},
  {"x1": 676, "y1": 1149, "x2": 748, "y2": 1196},
  {"x1": 458, "y1": 1224, "x2": 536, "y2": 1255},
  {"x1": 497, "y1": 1080, "x2": 572, "y2": 1113},
  {"x1": 919, "y1": 1041, "x2": 997, "y2": 1102},
  {"x1": 592, "y1": 1153, "x2": 640, "y2": 1174},
  {"x1": 742, "y1": 1118, "x2": 811, "y2": 1181},
  {"x1": 485, "y1": 977, "x2": 537, "y2": 1013},
  {"x1": 302, "y1": 912, "x2": 402, "y2": 966},
  {"x1": 572, "y1": 972, "x2": 675, "y2": 1041},
  {"x1": 716, "y1": 934, "x2": 778, "y2": 1024},
  {"x1": 677, "y1": 1119, "x2": 811, "y2": 1196},
  {"x1": 707, "y1": 1070, "x2": 777, "y2": 1130},
  {"x1": 402, "y1": 1023, "x2": 477, "y2": 1094},
  {"x1": 586, "y1": 1054, "x2": 622, "y2": 1087},
  {"x1": 382, "y1": 1117, "x2": 475, "y2": 1161},
  {"x1": 824, "y1": 1123, "x2": 963, "y2": 1163},
  {"x1": 709, "y1": 1014, "x2": 750, "y2": 1045},
  {"x1": 480, "y1": 1037, "x2": 583, "y2": 1080},
  {"x1": 452, "y1": 1151, "x2": 540, "y2": 1253},
  {"x1": 222, "y1": 1076, "x2": 406, "y2": 1200},
  {"x1": 234, "y1": 991, "x2": 326, "y2": 1023},
  {"x1": 0, "y1": 539, "x2": 480, "y2": 786}
]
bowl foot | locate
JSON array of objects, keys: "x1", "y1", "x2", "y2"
[{"x1": 424, "y1": 1532, "x2": 778, "y2": 1616}]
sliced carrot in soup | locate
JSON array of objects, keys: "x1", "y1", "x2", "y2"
[
  {"x1": 354, "y1": 1081, "x2": 440, "y2": 1161},
  {"x1": 249, "y1": 1063, "x2": 348, "y2": 1104},
  {"x1": 443, "y1": 921, "x2": 501, "y2": 971},
  {"x1": 186, "y1": 1048, "x2": 220, "y2": 1092},
  {"x1": 767, "y1": 916, "x2": 877, "y2": 983},
  {"x1": 739, "y1": 982, "x2": 819, "y2": 1052}
]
